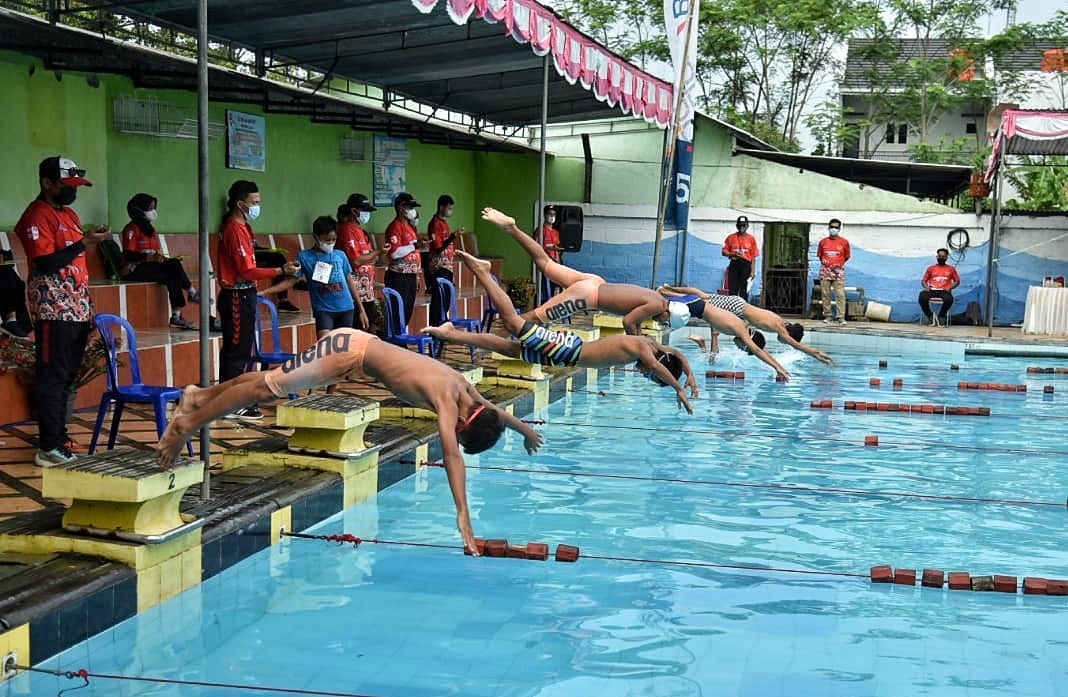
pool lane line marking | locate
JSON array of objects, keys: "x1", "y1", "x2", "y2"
[
  {"x1": 521, "y1": 414, "x2": 1068, "y2": 458},
  {"x1": 410, "y1": 461, "x2": 1065, "y2": 509},
  {"x1": 12, "y1": 663, "x2": 385, "y2": 697}
]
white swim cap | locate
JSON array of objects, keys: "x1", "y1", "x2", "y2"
[{"x1": 667, "y1": 301, "x2": 690, "y2": 329}]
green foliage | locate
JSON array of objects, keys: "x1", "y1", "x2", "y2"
[{"x1": 1004, "y1": 156, "x2": 1068, "y2": 210}]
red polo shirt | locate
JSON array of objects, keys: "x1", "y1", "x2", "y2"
[
  {"x1": 14, "y1": 198, "x2": 93, "y2": 321},
  {"x1": 216, "y1": 217, "x2": 276, "y2": 289}
]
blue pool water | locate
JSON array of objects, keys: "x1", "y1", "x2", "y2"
[{"x1": 13, "y1": 339, "x2": 1068, "y2": 696}]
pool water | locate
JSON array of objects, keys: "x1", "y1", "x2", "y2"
[{"x1": 15, "y1": 341, "x2": 1068, "y2": 696}]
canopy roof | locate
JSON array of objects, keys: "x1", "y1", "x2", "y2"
[
  {"x1": 735, "y1": 148, "x2": 972, "y2": 202},
  {"x1": 985, "y1": 110, "x2": 1068, "y2": 181},
  {"x1": 6, "y1": 0, "x2": 673, "y2": 136}
]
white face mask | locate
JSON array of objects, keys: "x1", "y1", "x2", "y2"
[
  {"x1": 245, "y1": 203, "x2": 261, "y2": 221},
  {"x1": 404, "y1": 208, "x2": 418, "y2": 221},
  {"x1": 547, "y1": 216, "x2": 556, "y2": 225},
  {"x1": 443, "y1": 207, "x2": 454, "y2": 218},
  {"x1": 318, "y1": 241, "x2": 335, "y2": 254},
  {"x1": 357, "y1": 211, "x2": 371, "y2": 225},
  {"x1": 829, "y1": 227, "x2": 839, "y2": 236},
  {"x1": 144, "y1": 209, "x2": 158, "y2": 222}
]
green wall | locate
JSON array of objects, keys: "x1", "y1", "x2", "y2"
[{"x1": 0, "y1": 50, "x2": 549, "y2": 269}]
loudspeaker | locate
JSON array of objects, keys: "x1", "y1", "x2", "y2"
[{"x1": 556, "y1": 205, "x2": 584, "y2": 252}]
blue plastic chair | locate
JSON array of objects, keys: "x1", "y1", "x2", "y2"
[
  {"x1": 89, "y1": 314, "x2": 193, "y2": 456},
  {"x1": 382, "y1": 287, "x2": 435, "y2": 355},
  {"x1": 434, "y1": 277, "x2": 481, "y2": 361},
  {"x1": 248, "y1": 297, "x2": 296, "y2": 371},
  {"x1": 481, "y1": 274, "x2": 501, "y2": 333}
]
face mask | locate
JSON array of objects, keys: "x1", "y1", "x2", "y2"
[
  {"x1": 358, "y1": 211, "x2": 371, "y2": 225},
  {"x1": 829, "y1": 227, "x2": 838, "y2": 236},
  {"x1": 547, "y1": 216, "x2": 556, "y2": 225},
  {"x1": 318, "y1": 241, "x2": 335, "y2": 254},
  {"x1": 56, "y1": 186, "x2": 78, "y2": 206},
  {"x1": 245, "y1": 203, "x2": 261, "y2": 221},
  {"x1": 405, "y1": 208, "x2": 418, "y2": 221},
  {"x1": 443, "y1": 208, "x2": 454, "y2": 218},
  {"x1": 144, "y1": 210, "x2": 158, "y2": 222}
]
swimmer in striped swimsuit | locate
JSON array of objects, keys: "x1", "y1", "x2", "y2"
[
  {"x1": 424, "y1": 251, "x2": 699, "y2": 414},
  {"x1": 157, "y1": 328, "x2": 545, "y2": 556},
  {"x1": 660, "y1": 284, "x2": 833, "y2": 367}
]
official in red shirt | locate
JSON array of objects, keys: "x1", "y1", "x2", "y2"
[
  {"x1": 337, "y1": 193, "x2": 380, "y2": 331},
  {"x1": 215, "y1": 180, "x2": 298, "y2": 417},
  {"x1": 721, "y1": 215, "x2": 759, "y2": 300},
  {"x1": 537, "y1": 204, "x2": 563, "y2": 301},
  {"x1": 427, "y1": 194, "x2": 465, "y2": 326},
  {"x1": 816, "y1": 218, "x2": 851, "y2": 324},
  {"x1": 383, "y1": 192, "x2": 422, "y2": 325},
  {"x1": 919, "y1": 248, "x2": 961, "y2": 326},
  {"x1": 14, "y1": 156, "x2": 111, "y2": 466}
]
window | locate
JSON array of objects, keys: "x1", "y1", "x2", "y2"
[
  {"x1": 885, "y1": 123, "x2": 908, "y2": 144},
  {"x1": 965, "y1": 122, "x2": 977, "y2": 134}
]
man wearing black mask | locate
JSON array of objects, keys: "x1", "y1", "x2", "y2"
[
  {"x1": 918, "y1": 247, "x2": 960, "y2": 327},
  {"x1": 14, "y1": 156, "x2": 111, "y2": 467}
]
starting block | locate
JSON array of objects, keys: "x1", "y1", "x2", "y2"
[
  {"x1": 593, "y1": 313, "x2": 663, "y2": 338},
  {"x1": 276, "y1": 393, "x2": 380, "y2": 457},
  {"x1": 41, "y1": 448, "x2": 203, "y2": 543}
]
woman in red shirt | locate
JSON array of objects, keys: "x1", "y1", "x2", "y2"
[
  {"x1": 336, "y1": 193, "x2": 380, "y2": 331},
  {"x1": 121, "y1": 193, "x2": 199, "y2": 330}
]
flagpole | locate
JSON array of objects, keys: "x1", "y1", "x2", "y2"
[{"x1": 651, "y1": 0, "x2": 699, "y2": 289}]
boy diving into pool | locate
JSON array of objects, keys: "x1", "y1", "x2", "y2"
[
  {"x1": 480, "y1": 207, "x2": 691, "y2": 335},
  {"x1": 157, "y1": 329, "x2": 544, "y2": 556},
  {"x1": 423, "y1": 250, "x2": 699, "y2": 414}
]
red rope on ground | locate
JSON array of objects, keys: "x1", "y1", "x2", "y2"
[{"x1": 406, "y1": 461, "x2": 1064, "y2": 509}]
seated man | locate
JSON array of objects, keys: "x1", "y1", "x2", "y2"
[
  {"x1": 481, "y1": 207, "x2": 690, "y2": 335},
  {"x1": 918, "y1": 248, "x2": 960, "y2": 326},
  {"x1": 660, "y1": 284, "x2": 832, "y2": 368},
  {"x1": 157, "y1": 328, "x2": 544, "y2": 555},
  {"x1": 423, "y1": 251, "x2": 698, "y2": 414}
]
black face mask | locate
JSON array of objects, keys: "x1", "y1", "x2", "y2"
[{"x1": 55, "y1": 186, "x2": 78, "y2": 206}]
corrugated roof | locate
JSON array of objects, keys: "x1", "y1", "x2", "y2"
[{"x1": 842, "y1": 38, "x2": 979, "y2": 91}]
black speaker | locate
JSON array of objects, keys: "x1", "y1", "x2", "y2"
[{"x1": 556, "y1": 205, "x2": 584, "y2": 252}]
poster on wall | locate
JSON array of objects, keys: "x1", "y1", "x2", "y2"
[
  {"x1": 373, "y1": 135, "x2": 410, "y2": 207},
  {"x1": 226, "y1": 110, "x2": 266, "y2": 172}
]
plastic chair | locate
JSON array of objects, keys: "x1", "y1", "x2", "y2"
[
  {"x1": 434, "y1": 277, "x2": 481, "y2": 361},
  {"x1": 249, "y1": 297, "x2": 296, "y2": 371},
  {"x1": 481, "y1": 274, "x2": 501, "y2": 333},
  {"x1": 382, "y1": 287, "x2": 435, "y2": 355},
  {"x1": 924, "y1": 297, "x2": 945, "y2": 327},
  {"x1": 89, "y1": 313, "x2": 193, "y2": 456}
]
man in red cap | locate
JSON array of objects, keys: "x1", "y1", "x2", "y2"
[{"x1": 14, "y1": 156, "x2": 111, "y2": 467}]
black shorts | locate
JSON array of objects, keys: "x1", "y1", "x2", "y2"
[{"x1": 314, "y1": 309, "x2": 355, "y2": 332}]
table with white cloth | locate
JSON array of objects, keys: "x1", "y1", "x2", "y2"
[{"x1": 1022, "y1": 286, "x2": 1068, "y2": 335}]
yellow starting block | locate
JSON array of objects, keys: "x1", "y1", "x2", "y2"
[
  {"x1": 41, "y1": 448, "x2": 203, "y2": 543},
  {"x1": 592, "y1": 312, "x2": 663, "y2": 337},
  {"x1": 276, "y1": 393, "x2": 380, "y2": 457}
]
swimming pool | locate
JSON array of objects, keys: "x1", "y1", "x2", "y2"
[{"x1": 14, "y1": 338, "x2": 1068, "y2": 696}]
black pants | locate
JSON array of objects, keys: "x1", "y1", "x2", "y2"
[
  {"x1": 429, "y1": 268, "x2": 453, "y2": 326},
  {"x1": 385, "y1": 270, "x2": 418, "y2": 327},
  {"x1": 123, "y1": 258, "x2": 191, "y2": 310},
  {"x1": 33, "y1": 319, "x2": 92, "y2": 451},
  {"x1": 918, "y1": 289, "x2": 954, "y2": 318},
  {"x1": 0, "y1": 265, "x2": 31, "y2": 330},
  {"x1": 218, "y1": 286, "x2": 257, "y2": 382},
  {"x1": 726, "y1": 258, "x2": 752, "y2": 300}
]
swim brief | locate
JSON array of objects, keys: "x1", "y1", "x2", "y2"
[{"x1": 517, "y1": 321, "x2": 583, "y2": 367}]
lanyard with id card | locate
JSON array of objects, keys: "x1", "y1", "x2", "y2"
[{"x1": 312, "y1": 260, "x2": 333, "y2": 284}]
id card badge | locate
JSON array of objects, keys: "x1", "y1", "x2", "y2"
[{"x1": 312, "y1": 261, "x2": 333, "y2": 284}]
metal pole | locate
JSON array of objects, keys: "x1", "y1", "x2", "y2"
[
  {"x1": 196, "y1": 0, "x2": 211, "y2": 498},
  {"x1": 535, "y1": 54, "x2": 549, "y2": 307},
  {"x1": 984, "y1": 160, "x2": 1002, "y2": 338}
]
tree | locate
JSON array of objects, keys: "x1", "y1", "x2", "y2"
[{"x1": 1004, "y1": 156, "x2": 1068, "y2": 210}]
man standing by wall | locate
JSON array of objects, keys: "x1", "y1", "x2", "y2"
[
  {"x1": 427, "y1": 194, "x2": 463, "y2": 326},
  {"x1": 383, "y1": 192, "x2": 423, "y2": 325},
  {"x1": 722, "y1": 215, "x2": 759, "y2": 300},
  {"x1": 919, "y1": 247, "x2": 960, "y2": 327},
  {"x1": 817, "y1": 218, "x2": 851, "y2": 324},
  {"x1": 14, "y1": 156, "x2": 111, "y2": 466}
]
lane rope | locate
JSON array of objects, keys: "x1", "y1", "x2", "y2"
[{"x1": 407, "y1": 460, "x2": 1066, "y2": 509}]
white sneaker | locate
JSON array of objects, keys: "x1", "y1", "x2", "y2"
[
  {"x1": 822, "y1": 318, "x2": 831, "y2": 324},
  {"x1": 35, "y1": 445, "x2": 77, "y2": 467},
  {"x1": 838, "y1": 318, "x2": 847, "y2": 325}
]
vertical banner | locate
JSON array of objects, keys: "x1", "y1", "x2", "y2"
[{"x1": 663, "y1": 0, "x2": 699, "y2": 231}]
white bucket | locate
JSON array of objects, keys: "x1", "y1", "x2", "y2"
[{"x1": 864, "y1": 301, "x2": 891, "y2": 322}]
